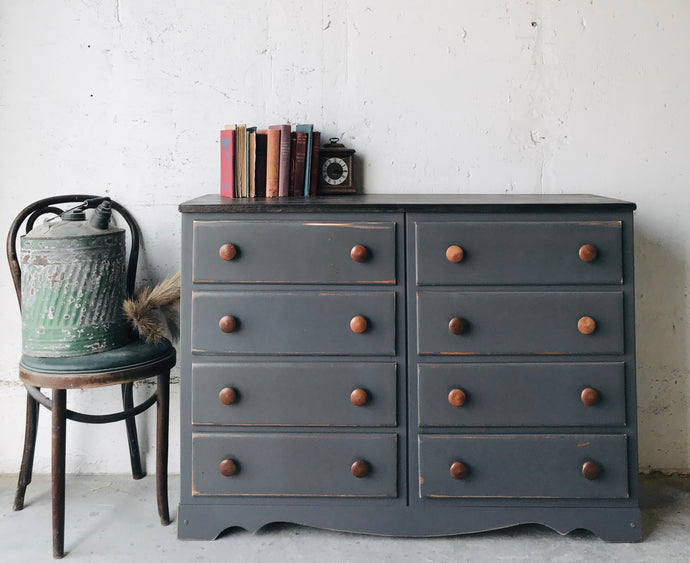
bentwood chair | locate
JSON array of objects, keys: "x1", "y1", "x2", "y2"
[{"x1": 7, "y1": 195, "x2": 175, "y2": 558}]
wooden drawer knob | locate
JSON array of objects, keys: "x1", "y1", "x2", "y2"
[
  {"x1": 350, "y1": 315, "x2": 368, "y2": 334},
  {"x1": 579, "y1": 244, "x2": 598, "y2": 263},
  {"x1": 582, "y1": 461, "x2": 601, "y2": 480},
  {"x1": 577, "y1": 316, "x2": 596, "y2": 335},
  {"x1": 350, "y1": 244, "x2": 369, "y2": 263},
  {"x1": 219, "y1": 315, "x2": 237, "y2": 333},
  {"x1": 448, "y1": 317, "x2": 467, "y2": 335},
  {"x1": 448, "y1": 388, "x2": 467, "y2": 407},
  {"x1": 446, "y1": 245, "x2": 464, "y2": 263},
  {"x1": 219, "y1": 387, "x2": 237, "y2": 405},
  {"x1": 219, "y1": 243, "x2": 237, "y2": 261},
  {"x1": 449, "y1": 461, "x2": 468, "y2": 480},
  {"x1": 580, "y1": 387, "x2": 600, "y2": 406},
  {"x1": 350, "y1": 388, "x2": 369, "y2": 406},
  {"x1": 219, "y1": 458, "x2": 237, "y2": 477},
  {"x1": 351, "y1": 459, "x2": 369, "y2": 478}
]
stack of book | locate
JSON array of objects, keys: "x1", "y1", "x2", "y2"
[{"x1": 220, "y1": 124, "x2": 321, "y2": 198}]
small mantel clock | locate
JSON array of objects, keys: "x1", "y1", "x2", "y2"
[{"x1": 318, "y1": 137, "x2": 356, "y2": 194}]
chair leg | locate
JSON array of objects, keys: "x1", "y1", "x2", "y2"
[
  {"x1": 52, "y1": 389, "x2": 67, "y2": 559},
  {"x1": 14, "y1": 387, "x2": 40, "y2": 511},
  {"x1": 156, "y1": 371, "x2": 170, "y2": 526},
  {"x1": 121, "y1": 382, "x2": 145, "y2": 480}
]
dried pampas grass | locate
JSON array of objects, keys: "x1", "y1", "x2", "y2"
[{"x1": 123, "y1": 271, "x2": 181, "y2": 344}]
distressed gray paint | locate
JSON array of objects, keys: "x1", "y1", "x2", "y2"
[
  {"x1": 191, "y1": 291, "x2": 396, "y2": 356},
  {"x1": 178, "y1": 195, "x2": 640, "y2": 542},
  {"x1": 415, "y1": 220, "x2": 623, "y2": 286},
  {"x1": 418, "y1": 434, "x2": 629, "y2": 499},
  {"x1": 417, "y1": 362, "x2": 626, "y2": 427},
  {"x1": 192, "y1": 362, "x2": 397, "y2": 427},
  {"x1": 416, "y1": 290, "x2": 624, "y2": 355},
  {"x1": 191, "y1": 433, "x2": 398, "y2": 497},
  {"x1": 193, "y1": 220, "x2": 396, "y2": 284}
]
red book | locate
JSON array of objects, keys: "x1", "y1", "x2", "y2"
[
  {"x1": 269, "y1": 124, "x2": 291, "y2": 196},
  {"x1": 220, "y1": 128, "x2": 235, "y2": 198},
  {"x1": 262, "y1": 129, "x2": 280, "y2": 197},
  {"x1": 309, "y1": 131, "x2": 321, "y2": 196},
  {"x1": 291, "y1": 131, "x2": 308, "y2": 197}
]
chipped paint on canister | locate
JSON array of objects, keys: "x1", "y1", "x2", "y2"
[{"x1": 20, "y1": 206, "x2": 129, "y2": 357}]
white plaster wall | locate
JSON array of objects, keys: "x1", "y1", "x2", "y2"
[{"x1": 0, "y1": 0, "x2": 688, "y2": 474}]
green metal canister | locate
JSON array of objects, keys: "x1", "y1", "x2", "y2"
[{"x1": 20, "y1": 199, "x2": 129, "y2": 357}]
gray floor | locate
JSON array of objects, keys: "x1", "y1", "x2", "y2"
[{"x1": 0, "y1": 473, "x2": 688, "y2": 562}]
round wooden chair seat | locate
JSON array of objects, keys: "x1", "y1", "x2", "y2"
[{"x1": 19, "y1": 338, "x2": 176, "y2": 389}]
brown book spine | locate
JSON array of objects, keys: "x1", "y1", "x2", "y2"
[
  {"x1": 309, "y1": 131, "x2": 321, "y2": 196},
  {"x1": 234, "y1": 124, "x2": 246, "y2": 197},
  {"x1": 263, "y1": 129, "x2": 280, "y2": 197},
  {"x1": 269, "y1": 124, "x2": 291, "y2": 196},
  {"x1": 292, "y1": 131, "x2": 308, "y2": 197}
]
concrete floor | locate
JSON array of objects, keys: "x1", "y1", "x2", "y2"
[{"x1": 0, "y1": 473, "x2": 688, "y2": 562}]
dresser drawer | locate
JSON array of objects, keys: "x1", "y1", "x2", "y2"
[
  {"x1": 192, "y1": 291, "x2": 396, "y2": 356},
  {"x1": 192, "y1": 433, "x2": 398, "y2": 497},
  {"x1": 415, "y1": 220, "x2": 623, "y2": 286},
  {"x1": 418, "y1": 362, "x2": 626, "y2": 427},
  {"x1": 418, "y1": 434, "x2": 629, "y2": 499},
  {"x1": 192, "y1": 362, "x2": 397, "y2": 426},
  {"x1": 193, "y1": 220, "x2": 396, "y2": 284},
  {"x1": 417, "y1": 291, "x2": 624, "y2": 355}
]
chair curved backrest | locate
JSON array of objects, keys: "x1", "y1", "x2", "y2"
[{"x1": 6, "y1": 195, "x2": 141, "y2": 311}]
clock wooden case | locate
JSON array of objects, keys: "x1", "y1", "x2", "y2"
[{"x1": 318, "y1": 138, "x2": 356, "y2": 194}]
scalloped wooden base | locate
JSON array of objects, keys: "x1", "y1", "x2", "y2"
[{"x1": 178, "y1": 504, "x2": 642, "y2": 543}]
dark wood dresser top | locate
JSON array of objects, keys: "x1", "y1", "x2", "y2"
[{"x1": 179, "y1": 193, "x2": 636, "y2": 214}]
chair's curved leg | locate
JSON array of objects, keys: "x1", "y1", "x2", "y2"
[
  {"x1": 52, "y1": 389, "x2": 67, "y2": 559},
  {"x1": 156, "y1": 370, "x2": 170, "y2": 525},
  {"x1": 14, "y1": 387, "x2": 41, "y2": 511},
  {"x1": 121, "y1": 382, "x2": 145, "y2": 480}
]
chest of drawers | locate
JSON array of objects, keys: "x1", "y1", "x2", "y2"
[{"x1": 178, "y1": 194, "x2": 640, "y2": 542}]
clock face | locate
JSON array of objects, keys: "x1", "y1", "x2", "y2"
[{"x1": 321, "y1": 157, "x2": 349, "y2": 186}]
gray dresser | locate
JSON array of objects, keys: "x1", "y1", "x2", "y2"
[{"x1": 178, "y1": 194, "x2": 640, "y2": 542}]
